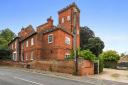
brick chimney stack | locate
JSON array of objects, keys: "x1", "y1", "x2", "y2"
[{"x1": 47, "y1": 16, "x2": 53, "y2": 27}]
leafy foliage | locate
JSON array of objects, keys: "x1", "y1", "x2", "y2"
[
  {"x1": 80, "y1": 26, "x2": 104, "y2": 57},
  {"x1": 0, "y1": 48, "x2": 12, "y2": 60},
  {"x1": 0, "y1": 28, "x2": 15, "y2": 60},
  {"x1": 100, "y1": 50, "x2": 120, "y2": 68},
  {"x1": 0, "y1": 28, "x2": 16, "y2": 49},
  {"x1": 100, "y1": 50, "x2": 120, "y2": 62},
  {"x1": 80, "y1": 26, "x2": 95, "y2": 49},
  {"x1": 79, "y1": 50, "x2": 96, "y2": 61},
  {"x1": 68, "y1": 49, "x2": 96, "y2": 62},
  {"x1": 86, "y1": 37, "x2": 104, "y2": 57}
]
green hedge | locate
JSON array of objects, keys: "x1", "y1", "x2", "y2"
[
  {"x1": 104, "y1": 61, "x2": 117, "y2": 69},
  {"x1": 0, "y1": 49, "x2": 11, "y2": 60}
]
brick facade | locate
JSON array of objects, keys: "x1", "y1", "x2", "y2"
[{"x1": 8, "y1": 3, "x2": 80, "y2": 62}]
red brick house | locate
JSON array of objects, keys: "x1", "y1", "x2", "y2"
[{"x1": 8, "y1": 3, "x2": 80, "y2": 62}]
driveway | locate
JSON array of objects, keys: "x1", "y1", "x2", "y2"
[{"x1": 90, "y1": 68, "x2": 128, "y2": 83}]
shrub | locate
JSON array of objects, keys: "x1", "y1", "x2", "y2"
[
  {"x1": 0, "y1": 49, "x2": 12, "y2": 60},
  {"x1": 79, "y1": 50, "x2": 96, "y2": 61},
  {"x1": 100, "y1": 50, "x2": 120, "y2": 68}
]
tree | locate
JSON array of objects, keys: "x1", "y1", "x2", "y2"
[
  {"x1": 0, "y1": 28, "x2": 16, "y2": 60},
  {"x1": 0, "y1": 28, "x2": 16, "y2": 48},
  {"x1": 87, "y1": 37, "x2": 104, "y2": 57},
  {"x1": 80, "y1": 26, "x2": 95, "y2": 49},
  {"x1": 80, "y1": 26, "x2": 104, "y2": 57}
]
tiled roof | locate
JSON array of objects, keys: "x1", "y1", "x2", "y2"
[
  {"x1": 19, "y1": 32, "x2": 37, "y2": 42},
  {"x1": 42, "y1": 25, "x2": 73, "y2": 36}
]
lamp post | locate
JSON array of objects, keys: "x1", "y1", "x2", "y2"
[{"x1": 73, "y1": 8, "x2": 78, "y2": 75}]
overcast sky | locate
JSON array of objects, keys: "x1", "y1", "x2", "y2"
[{"x1": 0, "y1": 0, "x2": 128, "y2": 54}]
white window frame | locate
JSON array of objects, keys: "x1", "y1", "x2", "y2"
[
  {"x1": 65, "y1": 53, "x2": 70, "y2": 59},
  {"x1": 26, "y1": 40, "x2": 28, "y2": 47},
  {"x1": 65, "y1": 36, "x2": 70, "y2": 45},
  {"x1": 48, "y1": 34, "x2": 53, "y2": 43},
  {"x1": 67, "y1": 16, "x2": 71, "y2": 21},
  {"x1": 31, "y1": 38, "x2": 34, "y2": 46},
  {"x1": 62, "y1": 17, "x2": 64, "y2": 23},
  {"x1": 30, "y1": 51, "x2": 34, "y2": 60}
]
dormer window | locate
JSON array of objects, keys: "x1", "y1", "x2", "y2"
[
  {"x1": 67, "y1": 16, "x2": 71, "y2": 21},
  {"x1": 62, "y1": 17, "x2": 64, "y2": 23}
]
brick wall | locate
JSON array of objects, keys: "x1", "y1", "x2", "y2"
[
  {"x1": 41, "y1": 30, "x2": 73, "y2": 60},
  {"x1": 30, "y1": 60, "x2": 94, "y2": 75}
]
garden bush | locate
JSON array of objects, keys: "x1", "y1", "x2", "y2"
[{"x1": 100, "y1": 50, "x2": 120, "y2": 69}]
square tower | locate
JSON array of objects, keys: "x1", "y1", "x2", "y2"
[{"x1": 58, "y1": 2, "x2": 80, "y2": 48}]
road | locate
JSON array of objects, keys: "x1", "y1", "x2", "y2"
[
  {"x1": 0, "y1": 67, "x2": 93, "y2": 85},
  {"x1": 0, "y1": 67, "x2": 127, "y2": 85}
]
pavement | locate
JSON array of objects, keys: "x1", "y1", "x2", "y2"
[{"x1": 0, "y1": 66, "x2": 127, "y2": 85}]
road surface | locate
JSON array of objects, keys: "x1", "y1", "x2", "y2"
[
  {"x1": 0, "y1": 67, "x2": 127, "y2": 85},
  {"x1": 0, "y1": 67, "x2": 93, "y2": 85}
]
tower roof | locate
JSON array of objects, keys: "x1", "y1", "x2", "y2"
[{"x1": 58, "y1": 2, "x2": 80, "y2": 14}]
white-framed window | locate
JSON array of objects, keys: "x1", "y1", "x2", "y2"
[
  {"x1": 26, "y1": 40, "x2": 28, "y2": 47},
  {"x1": 67, "y1": 16, "x2": 71, "y2": 21},
  {"x1": 31, "y1": 38, "x2": 34, "y2": 46},
  {"x1": 26, "y1": 53, "x2": 28, "y2": 60},
  {"x1": 48, "y1": 34, "x2": 53, "y2": 43},
  {"x1": 62, "y1": 17, "x2": 64, "y2": 23},
  {"x1": 65, "y1": 53, "x2": 70, "y2": 59},
  {"x1": 30, "y1": 51, "x2": 34, "y2": 60},
  {"x1": 65, "y1": 36, "x2": 70, "y2": 45}
]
